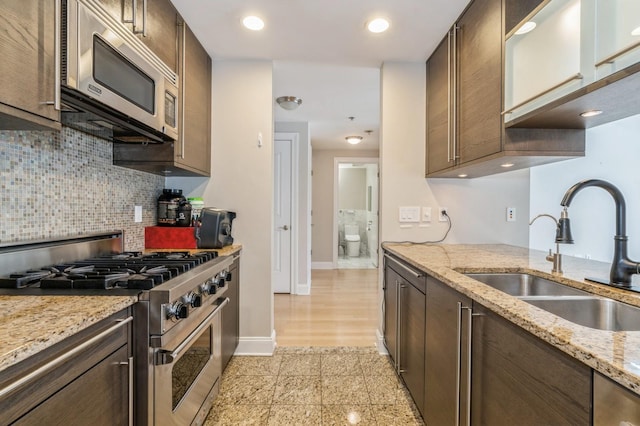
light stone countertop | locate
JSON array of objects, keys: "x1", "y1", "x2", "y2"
[
  {"x1": 0, "y1": 295, "x2": 137, "y2": 374},
  {"x1": 146, "y1": 244, "x2": 242, "y2": 257},
  {"x1": 382, "y1": 242, "x2": 640, "y2": 396}
]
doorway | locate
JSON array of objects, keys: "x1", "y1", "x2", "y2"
[{"x1": 333, "y1": 158, "x2": 379, "y2": 269}]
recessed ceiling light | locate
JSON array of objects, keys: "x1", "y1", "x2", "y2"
[
  {"x1": 345, "y1": 136, "x2": 363, "y2": 145},
  {"x1": 367, "y1": 18, "x2": 390, "y2": 34},
  {"x1": 580, "y1": 110, "x2": 603, "y2": 117},
  {"x1": 242, "y1": 16, "x2": 264, "y2": 31},
  {"x1": 632, "y1": 26, "x2": 640, "y2": 36},
  {"x1": 515, "y1": 21, "x2": 537, "y2": 35},
  {"x1": 501, "y1": 163, "x2": 514, "y2": 168}
]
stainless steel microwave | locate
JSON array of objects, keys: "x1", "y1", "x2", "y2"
[{"x1": 60, "y1": 0, "x2": 178, "y2": 143}]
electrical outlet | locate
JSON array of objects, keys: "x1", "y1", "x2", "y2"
[
  {"x1": 439, "y1": 207, "x2": 448, "y2": 222},
  {"x1": 422, "y1": 207, "x2": 432, "y2": 222},
  {"x1": 506, "y1": 207, "x2": 516, "y2": 222}
]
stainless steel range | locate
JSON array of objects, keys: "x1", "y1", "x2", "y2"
[{"x1": 0, "y1": 231, "x2": 233, "y2": 425}]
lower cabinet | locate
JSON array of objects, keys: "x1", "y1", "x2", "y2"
[
  {"x1": 471, "y1": 303, "x2": 591, "y2": 425},
  {"x1": 383, "y1": 255, "x2": 426, "y2": 416},
  {"x1": 221, "y1": 255, "x2": 240, "y2": 371},
  {"x1": 424, "y1": 276, "x2": 473, "y2": 426},
  {"x1": 0, "y1": 308, "x2": 133, "y2": 425},
  {"x1": 593, "y1": 371, "x2": 640, "y2": 425}
]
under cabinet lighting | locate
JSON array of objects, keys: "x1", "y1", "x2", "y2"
[
  {"x1": 515, "y1": 21, "x2": 537, "y2": 35},
  {"x1": 632, "y1": 26, "x2": 640, "y2": 36},
  {"x1": 243, "y1": 16, "x2": 264, "y2": 31},
  {"x1": 501, "y1": 163, "x2": 514, "y2": 168},
  {"x1": 458, "y1": 174, "x2": 468, "y2": 178},
  {"x1": 580, "y1": 110, "x2": 603, "y2": 117}
]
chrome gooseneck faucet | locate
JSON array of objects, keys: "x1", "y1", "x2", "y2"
[
  {"x1": 529, "y1": 214, "x2": 563, "y2": 274},
  {"x1": 559, "y1": 179, "x2": 640, "y2": 287}
]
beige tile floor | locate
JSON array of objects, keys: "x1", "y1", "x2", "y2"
[{"x1": 204, "y1": 346, "x2": 424, "y2": 425}]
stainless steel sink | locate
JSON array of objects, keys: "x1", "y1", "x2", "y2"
[
  {"x1": 523, "y1": 296, "x2": 640, "y2": 331},
  {"x1": 466, "y1": 273, "x2": 589, "y2": 297}
]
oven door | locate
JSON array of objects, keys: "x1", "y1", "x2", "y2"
[{"x1": 153, "y1": 298, "x2": 228, "y2": 426}]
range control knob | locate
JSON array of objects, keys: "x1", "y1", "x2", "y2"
[
  {"x1": 212, "y1": 275, "x2": 223, "y2": 289},
  {"x1": 199, "y1": 282, "x2": 210, "y2": 296},
  {"x1": 206, "y1": 278, "x2": 218, "y2": 294},
  {"x1": 185, "y1": 292, "x2": 202, "y2": 308},
  {"x1": 167, "y1": 302, "x2": 189, "y2": 321},
  {"x1": 217, "y1": 271, "x2": 227, "y2": 288}
]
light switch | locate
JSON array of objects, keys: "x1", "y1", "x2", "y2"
[
  {"x1": 422, "y1": 207, "x2": 432, "y2": 222},
  {"x1": 399, "y1": 206, "x2": 421, "y2": 223}
]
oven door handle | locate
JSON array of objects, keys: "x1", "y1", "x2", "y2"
[{"x1": 156, "y1": 298, "x2": 229, "y2": 366}]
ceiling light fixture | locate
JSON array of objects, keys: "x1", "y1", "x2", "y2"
[
  {"x1": 515, "y1": 21, "x2": 537, "y2": 35},
  {"x1": 345, "y1": 136, "x2": 363, "y2": 145},
  {"x1": 501, "y1": 163, "x2": 514, "y2": 168},
  {"x1": 367, "y1": 18, "x2": 390, "y2": 33},
  {"x1": 457, "y1": 174, "x2": 468, "y2": 178},
  {"x1": 580, "y1": 109, "x2": 603, "y2": 117},
  {"x1": 632, "y1": 26, "x2": 640, "y2": 36},
  {"x1": 276, "y1": 96, "x2": 302, "y2": 110},
  {"x1": 242, "y1": 16, "x2": 265, "y2": 31}
]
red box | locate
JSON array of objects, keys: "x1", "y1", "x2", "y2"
[{"x1": 145, "y1": 226, "x2": 197, "y2": 249}]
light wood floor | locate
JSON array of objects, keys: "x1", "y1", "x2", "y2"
[{"x1": 274, "y1": 268, "x2": 380, "y2": 347}]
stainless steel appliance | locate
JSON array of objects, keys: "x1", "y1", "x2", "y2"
[
  {"x1": 0, "y1": 232, "x2": 233, "y2": 425},
  {"x1": 60, "y1": 0, "x2": 179, "y2": 143}
]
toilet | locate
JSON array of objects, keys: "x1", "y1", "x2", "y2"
[{"x1": 344, "y1": 224, "x2": 361, "y2": 257}]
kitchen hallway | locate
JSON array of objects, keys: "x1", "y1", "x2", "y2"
[{"x1": 274, "y1": 269, "x2": 379, "y2": 347}]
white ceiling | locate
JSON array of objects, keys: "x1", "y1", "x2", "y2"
[{"x1": 171, "y1": 0, "x2": 470, "y2": 150}]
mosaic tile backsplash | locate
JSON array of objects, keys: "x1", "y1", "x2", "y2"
[{"x1": 0, "y1": 127, "x2": 164, "y2": 251}]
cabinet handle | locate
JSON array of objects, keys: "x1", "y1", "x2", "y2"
[
  {"x1": 123, "y1": 0, "x2": 137, "y2": 30},
  {"x1": 396, "y1": 281, "x2": 401, "y2": 374},
  {"x1": 383, "y1": 255, "x2": 423, "y2": 279},
  {"x1": 456, "y1": 302, "x2": 463, "y2": 426},
  {"x1": 502, "y1": 73, "x2": 583, "y2": 116},
  {"x1": 0, "y1": 316, "x2": 133, "y2": 399},
  {"x1": 452, "y1": 25, "x2": 458, "y2": 161},
  {"x1": 180, "y1": 21, "x2": 186, "y2": 159},
  {"x1": 447, "y1": 29, "x2": 452, "y2": 163},
  {"x1": 595, "y1": 41, "x2": 640, "y2": 67},
  {"x1": 118, "y1": 356, "x2": 134, "y2": 426},
  {"x1": 456, "y1": 303, "x2": 473, "y2": 426},
  {"x1": 46, "y1": 0, "x2": 62, "y2": 110}
]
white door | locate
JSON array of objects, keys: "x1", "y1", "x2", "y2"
[{"x1": 273, "y1": 138, "x2": 292, "y2": 293}]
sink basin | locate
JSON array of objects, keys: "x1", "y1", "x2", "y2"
[
  {"x1": 523, "y1": 296, "x2": 640, "y2": 331},
  {"x1": 466, "y1": 273, "x2": 589, "y2": 297}
]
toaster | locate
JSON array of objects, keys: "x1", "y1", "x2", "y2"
[{"x1": 195, "y1": 208, "x2": 236, "y2": 249}]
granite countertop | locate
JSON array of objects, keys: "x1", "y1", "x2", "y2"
[
  {"x1": 382, "y1": 242, "x2": 640, "y2": 396},
  {"x1": 146, "y1": 244, "x2": 242, "y2": 257},
  {"x1": 0, "y1": 295, "x2": 137, "y2": 374}
]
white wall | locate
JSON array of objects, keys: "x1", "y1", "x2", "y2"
[
  {"x1": 379, "y1": 62, "x2": 530, "y2": 249},
  {"x1": 168, "y1": 59, "x2": 275, "y2": 355},
  {"x1": 275, "y1": 122, "x2": 311, "y2": 294},
  {"x1": 530, "y1": 114, "x2": 640, "y2": 263}
]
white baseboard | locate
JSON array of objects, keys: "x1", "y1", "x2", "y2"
[
  {"x1": 311, "y1": 261, "x2": 334, "y2": 270},
  {"x1": 376, "y1": 329, "x2": 388, "y2": 355},
  {"x1": 296, "y1": 283, "x2": 310, "y2": 295},
  {"x1": 235, "y1": 329, "x2": 276, "y2": 356}
]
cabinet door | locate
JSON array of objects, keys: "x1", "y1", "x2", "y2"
[
  {"x1": 471, "y1": 303, "x2": 591, "y2": 425},
  {"x1": 595, "y1": 0, "x2": 640, "y2": 80},
  {"x1": 13, "y1": 345, "x2": 130, "y2": 426},
  {"x1": 457, "y1": 0, "x2": 503, "y2": 164},
  {"x1": 176, "y1": 22, "x2": 212, "y2": 176},
  {"x1": 98, "y1": 0, "x2": 178, "y2": 71},
  {"x1": 0, "y1": 0, "x2": 60, "y2": 129},
  {"x1": 424, "y1": 278, "x2": 472, "y2": 426},
  {"x1": 426, "y1": 34, "x2": 454, "y2": 175},
  {"x1": 399, "y1": 282, "x2": 425, "y2": 417},
  {"x1": 383, "y1": 266, "x2": 400, "y2": 365}
]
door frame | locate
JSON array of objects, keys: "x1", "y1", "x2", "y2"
[
  {"x1": 273, "y1": 133, "x2": 299, "y2": 294},
  {"x1": 333, "y1": 157, "x2": 380, "y2": 268}
]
